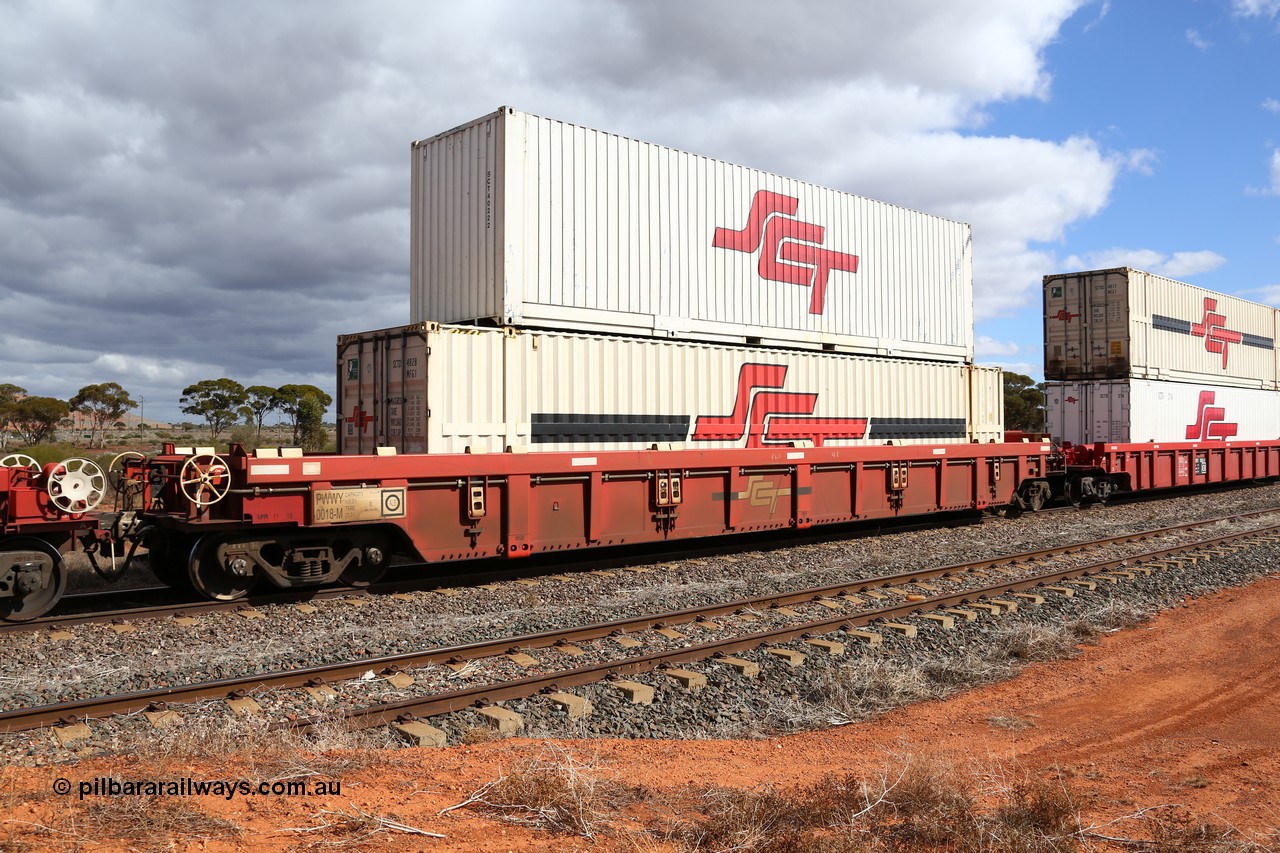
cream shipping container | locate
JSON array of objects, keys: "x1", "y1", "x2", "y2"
[
  {"x1": 1045, "y1": 379, "x2": 1280, "y2": 446},
  {"x1": 337, "y1": 323, "x2": 1002, "y2": 455},
  {"x1": 1044, "y1": 268, "x2": 1279, "y2": 389},
  {"x1": 410, "y1": 107, "x2": 974, "y2": 362}
]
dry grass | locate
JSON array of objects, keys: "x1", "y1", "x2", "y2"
[
  {"x1": 4, "y1": 794, "x2": 242, "y2": 850},
  {"x1": 1085, "y1": 806, "x2": 1268, "y2": 852},
  {"x1": 277, "y1": 804, "x2": 442, "y2": 845},
  {"x1": 805, "y1": 657, "x2": 942, "y2": 725},
  {"x1": 451, "y1": 757, "x2": 1280, "y2": 853},
  {"x1": 659, "y1": 757, "x2": 1083, "y2": 853},
  {"x1": 130, "y1": 704, "x2": 395, "y2": 780},
  {"x1": 655, "y1": 759, "x2": 1279, "y2": 852},
  {"x1": 991, "y1": 623, "x2": 1081, "y2": 662},
  {"x1": 791, "y1": 604, "x2": 1162, "y2": 732},
  {"x1": 459, "y1": 724, "x2": 502, "y2": 745},
  {"x1": 445, "y1": 744, "x2": 638, "y2": 839},
  {"x1": 1073, "y1": 601, "x2": 1154, "y2": 637}
]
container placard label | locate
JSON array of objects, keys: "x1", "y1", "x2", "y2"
[{"x1": 312, "y1": 487, "x2": 406, "y2": 524}]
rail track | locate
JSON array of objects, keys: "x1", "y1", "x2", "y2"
[
  {"x1": 4, "y1": 483, "x2": 1256, "y2": 635},
  {"x1": 5, "y1": 510, "x2": 1278, "y2": 740}
]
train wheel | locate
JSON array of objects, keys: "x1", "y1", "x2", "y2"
[
  {"x1": 189, "y1": 535, "x2": 258, "y2": 601},
  {"x1": 0, "y1": 538, "x2": 67, "y2": 622},
  {"x1": 338, "y1": 540, "x2": 389, "y2": 587}
]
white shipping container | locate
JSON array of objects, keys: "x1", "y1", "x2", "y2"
[
  {"x1": 1045, "y1": 379, "x2": 1280, "y2": 446},
  {"x1": 337, "y1": 323, "x2": 1002, "y2": 455},
  {"x1": 410, "y1": 107, "x2": 974, "y2": 362},
  {"x1": 1044, "y1": 268, "x2": 1279, "y2": 389}
]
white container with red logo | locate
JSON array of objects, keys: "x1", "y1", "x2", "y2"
[
  {"x1": 337, "y1": 323, "x2": 1001, "y2": 455},
  {"x1": 1045, "y1": 378, "x2": 1280, "y2": 445},
  {"x1": 410, "y1": 107, "x2": 973, "y2": 363},
  {"x1": 1044, "y1": 268, "x2": 1279, "y2": 390}
]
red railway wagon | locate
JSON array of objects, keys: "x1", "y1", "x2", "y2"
[
  {"x1": 0, "y1": 455, "x2": 108, "y2": 620},
  {"x1": 1056, "y1": 440, "x2": 1280, "y2": 503},
  {"x1": 118, "y1": 441, "x2": 1055, "y2": 600}
]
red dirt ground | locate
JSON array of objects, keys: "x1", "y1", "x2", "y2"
[{"x1": 4, "y1": 576, "x2": 1278, "y2": 851}]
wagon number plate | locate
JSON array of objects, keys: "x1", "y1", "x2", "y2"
[{"x1": 312, "y1": 487, "x2": 406, "y2": 523}]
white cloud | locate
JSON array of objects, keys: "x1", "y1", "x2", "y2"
[
  {"x1": 976, "y1": 336, "x2": 1021, "y2": 358},
  {"x1": 0, "y1": 0, "x2": 1127, "y2": 419},
  {"x1": 1160, "y1": 251, "x2": 1232, "y2": 277},
  {"x1": 978, "y1": 360, "x2": 1042, "y2": 378},
  {"x1": 1123, "y1": 148, "x2": 1159, "y2": 176},
  {"x1": 1246, "y1": 149, "x2": 1280, "y2": 196},
  {"x1": 1264, "y1": 98, "x2": 1280, "y2": 113},
  {"x1": 1061, "y1": 249, "x2": 1227, "y2": 278},
  {"x1": 1240, "y1": 284, "x2": 1280, "y2": 305},
  {"x1": 1186, "y1": 29, "x2": 1212, "y2": 50},
  {"x1": 1083, "y1": 0, "x2": 1111, "y2": 32},
  {"x1": 1233, "y1": 0, "x2": 1280, "y2": 17}
]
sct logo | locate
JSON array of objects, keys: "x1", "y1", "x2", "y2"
[
  {"x1": 1052, "y1": 309, "x2": 1080, "y2": 323},
  {"x1": 1190, "y1": 298, "x2": 1243, "y2": 368},
  {"x1": 1064, "y1": 396, "x2": 1079, "y2": 404},
  {"x1": 691, "y1": 363, "x2": 869, "y2": 447},
  {"x1": 1185, "y1": 390, "x2": 1238, "y2": 441},
  {"x1": 713, "y1": 190, "x2": 859, "y2": 314},
  {"x1": 340, "y1": 404, "x2": 374, "y2": 435}
]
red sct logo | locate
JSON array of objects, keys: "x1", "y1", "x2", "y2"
[
  {"x1": 691, "y1": 363, "x2": 869, "y2": 447},
  {"x1": 1052, "y1": 310, "x2": 1080, "y2": 323},
  {"x1": 713, "y1": 190, "x2": 859, "y2": 314},
  {"x1": 340, "y1": 404, "x2": 374, "y2": 434},
  {"x1": 1185, "y1": 390, "x2": 1238, "y2": 441},
  {"x1": 1190, "y1": 298, "x2": 1243, "y2": 368}
]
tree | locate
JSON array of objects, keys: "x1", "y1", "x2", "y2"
[
  {"x1": 0, "y1": 383, "x2": 25, "y2": 450},
  {"x1": 297, "y1": 395, "x2": 328, "y2": 451},
  {"x1": 241, "y1": 385, "x2": 283, "y2": 439},
  {"x1": 180, "y1": 378, "x2": 249, "y2": 440},
  {"x1": 276, "y1": 384, "x2": 333, "y2": 444},
  {"x1": 10, "y1": 396, "x2": 70, "y2": 445},
  {"x1": 69, "y1": 382, "x2": 136, "y2": 448},
  {"x1": 1003, "y1": 372, "x2": 1046, "y2": 432}
]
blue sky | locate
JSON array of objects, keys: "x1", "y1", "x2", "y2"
[
  {"x1": 1, "y1": 0, "x2": 1279, "y2": 422},
  {"x1": 976, "y1": 0, "x2": 1280, "y2": 375}
]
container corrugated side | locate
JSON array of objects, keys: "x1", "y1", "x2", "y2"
[
  {"x1": 1045, "y1": 378, "x2": 1280, "y2": 445},
  {"x1": 410, "y1": 107, "x2": 973, "y2": 362},
  {"x1": 1044, "y1": 268, "x2": 1278, "y2": 389},
  {"x1": 338, "y1": 323, "x2": 1001, "y2": 455}
]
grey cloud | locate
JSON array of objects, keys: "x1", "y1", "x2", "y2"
[{"x1": 1, "y1": 0, "x2": 1111, "y2": 422}]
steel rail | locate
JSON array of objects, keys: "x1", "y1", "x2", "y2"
[
  {"x1": 9, "y1": 499, "x2": 1278, "y2": 636},
  {"x1": 323, "y1": 520, "x2": 1280, "y2": 729},
  {"x1": 3, "y1": 518, "x2": 1277, "y2": 734}
]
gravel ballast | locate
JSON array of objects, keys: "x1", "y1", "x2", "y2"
[{"x1": 4, "y1": 484, "x2": 1280, "y2": 764}]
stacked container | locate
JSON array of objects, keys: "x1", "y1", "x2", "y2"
[
  {"x1": 410, "y1": 107, "x2": 974, "y2": 362},
  {"x1": 339, "y1": 107, "x2": 1000, "y2": 453},
  {"x1": 337, "y1": 323, "x2": 1003, "y2": 454},
  {"x1": 1044, "y1": 268, "x2": 1280, "y2": 445}
]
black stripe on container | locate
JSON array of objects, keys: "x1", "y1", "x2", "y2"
[
  {"x1": 531, "y1": 413, "x2": 691, "y2": 444},
  {"x1": 865, "y1": 418, "x2": 967, "y2": 440},
  {"x1": 1241, "y1": 333, "x2": 1275, "y2": 350},
  {"x1": 1152, "y1": 314, "x2": 1191, "y2": 334},
  {"x1": 1153, "y1": 314, "x2": 1274, "y2": 349}
]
